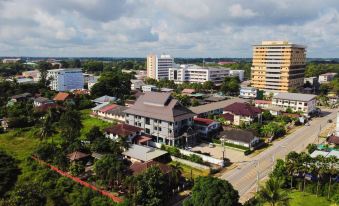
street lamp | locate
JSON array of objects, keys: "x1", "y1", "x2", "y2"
[{"x1": 220, "y1": 136, "x2": 226, "y2": 165}]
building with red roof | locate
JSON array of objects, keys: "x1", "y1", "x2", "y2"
[
  {"x1": 53, "y1": 92, "x2": 71, "y2": 101},
  {"x1": 130, "y1": 161, "x2": 172, "y2": 176},
  {"x1": 223, "y1": 102, "x2": 262, "y2": 125},
  {"x1": 92, "y1": 103, "x2": 127, "y2": 122},
  {"x1": 193, "y1": 117, "x2": 220, "y2": 138},
  {"x1": 104, "y1": 123, "x2": 143, "y2": 142}
]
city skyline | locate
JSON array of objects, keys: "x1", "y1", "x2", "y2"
[{"x1": 0, "y1": 0, "x2": 339, "y2": 58}]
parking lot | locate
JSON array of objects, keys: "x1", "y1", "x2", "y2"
[{"x1": 192, "y1": 143, "x2": 251, "y2": 164}]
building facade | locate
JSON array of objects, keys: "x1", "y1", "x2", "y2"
[
  {"x1": 239, "y1": 87, "x2": 257, "y2": 99},
  {"x1": 318, "y1": 73, "x2": 337, "y2": 84},
  {"x1": 146, "y1": 54, "x2": 174, "y2": 80},
  {"x1": 124, "y1": 92, "x2": 195, "y2": 146},
  {"x1": 168, "y1": 64, "x2": 230, "y2": 85},
  {"x1": 47, "y1": 68, "x2": 84, "y2": 91},
  {"x1": 251, "y1": 41, "x2": 306, "y2": 92},
  {"x1": 272, "y1": 92, "x2": 317, "y2": 114}
]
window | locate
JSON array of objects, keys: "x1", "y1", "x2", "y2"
[
  {"x1": 154, "y1": 126, "x2": 158, "y2": 130},
  {"x1": 146, "y1": 118, "x2": 150, "y2": 124},
  {"x1": 126, "y1": 120, "x2": 129, "y2": 124},
  {"x1": 159, "y1": 127, "x2": 162, "y2": 131},
  {"x1": 145, "y1": 128, "x2": 150, "y2": 134}
]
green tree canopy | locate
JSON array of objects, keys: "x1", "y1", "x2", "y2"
[
  {"x1": 0, "y1": 150, "x2": 20, "y2": 197},
  {"x1": 183, "y1": 176, "x2": 240, "y2": 206}
]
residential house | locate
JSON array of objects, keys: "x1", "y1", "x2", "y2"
[
  {"x1": 94, "y1": 103, "x2": 127, "y2": 122},
  {"x1": 53, "y1": 92, "x2": 71, "y2": 102},
  {"x1": 318, "y1": 73, "x2": 337, "y2": 84},
  {"x1": 182, "y1": 89, "x2": 196, "y2": 95},
  {"x1": 239, "y1": 87, "x2": 257, "y2": 99},
  {"x1": 124, "y1": 92, "x2": 196, "y2": 146},
  {"x1": 92, "y1": 95, "x2": 116, "y2": 105},
  {"x1": 104, "y1": 123, "x2": 143, "y2": 142},
  {"x1": 8, "y1": 93, "x2": 32, "y2": 104},
  {"x1": 142, "y1": 85, "x2": 158, "y2": 92},
  {"x1": 67, "y1": 151, "x2": 90, "y2": 163},
  {"x1": 254, "y1": 100, "x2": 282, "y2": 116},
  {"x1": 131, "y1": 79, "x2": 145, "y2": 90},
  {"x1": 193, "y1": 118, "x2": 220, "y2": 138},
  {"x1": 272, "y1": 92, "x2": 317, "y2": 114},
  {"x1": 130, "y1": 160, "x2": 172, "y2": 176},
  {"x1": 223, "y1": 102, "x2": 262, "y2": 125},
  {"x1": 33, "y1": 97, "x2": 54, "y2": 107},
  {"x1": 122, "y1": 144, "x2": 168, "y2": 163},
  {"x1": 220, "y1": 128, "x2": 259, "y2": 149}
]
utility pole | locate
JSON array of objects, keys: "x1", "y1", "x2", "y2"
[{"x1": 256, "y1": 160, "x2": 260, "y2": 192}]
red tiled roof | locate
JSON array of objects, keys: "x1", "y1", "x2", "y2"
[
  {"x1": 105, "y1": 123, "x2": 142, "y2": 137},
  {"x1": 182, "y1": 89, "x2": 196, "y2": 94},
  {"x1": 134, "y1": 135, "x2": 152, "y2": 144},
  {"x1": 224, "y1": 102, "x2": 261, "y2": 116},
  {"x1": 193, "y1": 117, "x2": 215, "y2": 126},
  {"x1": 219, "y1": 113, "x2": 234, "y2": 122},
  {"x1": 327, "y1": 135, "x2": 339, "y2": 145},
  {"x1": 130, "y1": 161, "x2": 172, "y2": 176},
  {"x1": 99, "y1": 104, "x2": 119, "y2": 113},
  {"x1": 53, "y1": 92, "x2": 70, "y2": 101},
  {"x1": 254, "y1": 100, "x2": 271, "y2": 104},
  {"x1": 67, "y1": 151, "x2": 89, "y2": 161}
]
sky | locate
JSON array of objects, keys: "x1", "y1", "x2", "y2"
[{"x1": 0, "y1": 0, "x2": 338, "y2": 58}]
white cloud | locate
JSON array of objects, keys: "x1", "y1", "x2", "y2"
[{"x1": 229, "y1": 4, "x2": 258, "y2": 18}]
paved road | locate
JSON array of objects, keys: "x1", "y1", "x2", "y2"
[{"x1": 220, "y1": 109, "x2": 337, "y2": 203}]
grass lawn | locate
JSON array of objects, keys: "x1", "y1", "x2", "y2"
[
  {"x1": 169, "y1": 161, "x2": 210, "y2": 180},
  {"x1": 288, "y1": 190, "x2": 333, "y2": 206},
  {"x1": 0, "y1": 128, "x2": 39, "y2": 160},
  {"x1": 80, "y1": 109, "x2": 113, "y2": 139}
]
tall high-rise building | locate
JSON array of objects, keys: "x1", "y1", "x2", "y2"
[
  {"x1": 251, "y1": 41, "x2": 306, "y2": 92},
  {"x1": 146, "y1": 54, "x2": 174, "y2": 80},
  {"x1": 47, "y1": 68, "x2": 84, "y2": 91}
]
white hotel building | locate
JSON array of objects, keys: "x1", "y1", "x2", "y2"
[
  {"x1": 47, "y1": 68, "x2": 84, "y2": 91},
  {"x1": 168, "y1": 64, "x2": 230, "y2": 85},
  {"x1": 272, "y1": 92, "x2": 317, "y2": 114}
]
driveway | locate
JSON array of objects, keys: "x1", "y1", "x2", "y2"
[{"x1": 192, "y1": 143, "x2": 251, "y2": 164}]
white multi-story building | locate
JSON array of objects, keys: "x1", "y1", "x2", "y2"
[
  {"x1": 47, "y1": 68, "x2": 84, "y2": 91},
  {"x1": 146, "y1": 54, "x2": 174, "y2": 80},
  {"x1": 318, "y1": 73, "x2": 337, "y2": 84},
  {"x1": 272, "y1": 92, "x2": 317, "y2": 114},
  {"x1": 230, "y1": 70, "x2": 245, "y2": 82},
  {"x1": 168, "y1": 64, "x2": 230, "y2": 85},
  {"x1": 239, "y1": 87, "x2": 257, "y2": 99}
]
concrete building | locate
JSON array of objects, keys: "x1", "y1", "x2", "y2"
[
  {"x1": 193, "y1": 118, "x2": 220, "y2": 138},
  {"x1": 168, "y1": 64, "x2": 230, "y2": 85},
  {"x1": 131, "y1": 79, "x2": 145, "y2": 90},
  {"x1": 223, "y1": 102, "x2": 262, "y2": 126},
  {"x1": 2, "y1": 58, "x2": 21, "y2": 63},
  {"x1": 146, "y1": 54, "x2": 174, "y2": 80},
  {"x1": 47, "y1": 68, "x2": 84, "y2": 91},
  {"x1": 124, "y1": 92, "x2": 196, "y2": 146},
  {"x1": 142, "y1": 85, "x2": 158, "y2": 92},
  {"x1": 272, "y1": 92, "x2": 317, "y2": 114},
  {"x1": 22, "y1": 70, "x2": 41, "y2": 82},
  {"x1": 230, "y1": 70, "x2": 245, "y2": 82},
  {"x1": 251, "y1": 41, "x2": 306, "y2": 92},
  {"x1": 318, "y1": 73, "x2": 337, "y2": 84},
  {"x1": 239, "y1": 87, "x2": 257, "y2": 99}
]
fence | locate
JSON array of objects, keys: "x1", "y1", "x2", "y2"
[
  {"x1": 171, "y1": 156, "x2": 210, "y2": 171},
  {"x1": 178, "y1": 149, "x2": 224, "y2": 166},
  {"x1": 31, "y1": 156, "x2": 123, "y2": 203}
]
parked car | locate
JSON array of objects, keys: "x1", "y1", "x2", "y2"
[{"x1": 209, "y1": 143, "x2": 215, "y2": 148}]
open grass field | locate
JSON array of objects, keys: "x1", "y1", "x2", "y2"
[
  {"x1": 0, "y1": 128, "x2": 39, "y2": 160},
  {"x1": 169, "y1": 161, "x2": 210, "y2": 180},
  {"x1": 288, "y1": 190, "x2": 333, "y2": 206},
  {"x1": 80, "y1": 109, "x2": 112, "y2": 139}
]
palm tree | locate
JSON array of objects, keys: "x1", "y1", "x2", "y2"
[
  {"x1": 315, "y1": 155, "x2": 328, "y2": 196},
  {"x1": 299, "y1": 152, "x2": 312, "y2": 192},
  {"x1": 257, "y1": 177, "x2": 290, "y2": 206},
  {"x1": 169, "y1": 162, "x2": 183, "y2": 191},
  {"x1": 36, "y1": 109, "x2": 55, "y2": 142},
  {"x1": 286, "y1": 152, "x2": 300, "y2": 189},
  {"x1": 327, "y1": 156, "x2": 338, "y2": 199}
]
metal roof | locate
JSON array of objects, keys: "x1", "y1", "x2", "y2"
[{"x1": 273, "y1": 93, "x2": 316, "y2": 102}]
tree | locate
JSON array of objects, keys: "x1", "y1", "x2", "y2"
[
  {"x1": 286, "y1": 151, "x2": 300, "y2": 189},
  {"x1": 270, "y1": 159, "x2": 288, "y2": 186},
  {"x1": 183, "y1": 176, "x2": 239, "y2": 206},
  {"x1": 220, "y1": 77, "x2": 240, "y2": 96},
  {"x1": 191, "y1": 98, "x2": 200, "y2": 107},
  {"x1": 83, "y1": 61, "x2": 104, "y2": 73},
  {"x1": 36, "y1": 109, "x2": 56, "y2": 141},
  {"x1": 327, "y1": 156, "x2": 338, "y2": 199},
  {"x1": 94, "y1": 154, "x2": 127, "y2": 188},
  {"x1": 306, "y1": 144, "x2": 317, "y2": 154},
  {"x1": 0, "y1": 150, "x2": 20, "y2": 197},
  {"x1": 262, "y1": 110, "x2": 273, "y2": 121},
  {"x1": 135, "y1": 166, "x2": 169, "y2": 206},
  {"x1": 86, "y1": 126, "x2": 104, "y2": 142},
  {"x1": 37, "y1": 62, "x2": 52, "y2": 88},
  {"x1": 59, "y1": 107, "x2": 82, "y2": 143},
  {"x1": 169, "y1": 162, "x2": 182, "y2": 190},
  {"x1": 203, "y1": 81, "x2": 214, "y2": 91},
  {"x1": 4, "y1": 182, "x2": 46, "y2": 206},
  {"x1": 256, "y1": 178, "x2": 289, "y2": 206}
]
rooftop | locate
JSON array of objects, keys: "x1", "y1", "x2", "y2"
[
  {"x1": 53, "y1": 92, "x2": 70, "y2": 101},
  {"x1": 67, "y1": 151, "x2": 90, "y2": 161},
  {"x1": 220, "y1": 128, "x2": 255, "y2": 144},
  {"x1": 93, "y1": 95, "x2": 116, "y2": 104},
  {"x1": 224, "y1": 102, "x2": 262, "y2": 116},
  {"x1": 122, "y1": 144, "x2": 168, "y2": 162},
  {"x1": 34, "y1": 97, "x2": 52, "y2": 103},
  {"x1": 193, "y1": 118, "x2": 215, "y2": 126},
  {"x1": 130, "y1": 161, "x2": 172, "y2": 175},
  {"x1": 273, "y1": 92, "x2": 316, "y2": 102},
  {"x1": 105, "y1": 123, "x2": 142, "y2": 137},
  {"x1": 189, "y1": 98, "x2": 248, "y2": 115},
  {"x1": 124, "y1": 92, "x2": 195, "y2": 122}
]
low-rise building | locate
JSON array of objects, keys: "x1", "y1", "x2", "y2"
[
  {"x1": 304, "y1": 76, "x2": 318, "y2": 86},
  {"x1": 318, "y1": 73, "x2": 337, "y2": 84},
  {"x1": 223, "y1": 102, "x2": 262, "y2": 125},
  {"x1": 272, "y1": 92, "x2": 317, "y2": 114},
  {"x1": 88, "y1": 76, "x2": 99, "y2": 91},
  {"x1": 229, "y1": 70, "x2": 245, "y2": 82},
  {"x1": 104, "y1": 123, "x2": 143, "y2": 142},
  {"x1": 53, "y1": 92, "x2": 71, "y2": 102},
  {"x1": 124, "y1": 92, "x2": 196, "y2": 146},
  {"x1": 122, "y1": 144, "x2": 168, "y2": 163},
  {"x1": 239, "y1": 87, "x2": 257, "y2": 99},
  {"x1": 142, "y1": 85, "x2": 158, "y2": 92},
  {"x1": 2, "y1": 58, "x2": 20, "y2": 63},
  {"x1": 168, "y1": 64, "x2": 230, "y2": 85},
  {"x1": 220, "y1": 128, "x2": 259, "y2": 149},
  {"x1": 131, "y1": 79, "x2": 145, "y2": 90},
  {"x1": 33, "y1": 97, "x2": 54, "y2": 107},
  {"x1": 93, "y1": 103, "x2": 127, "y2": 122},
  {"x1": 22, "y1": 70, "x2": 41, "y2": 82},
  {"x1": 193, "y1": 118, "x2": 220, "y2": 138},
  {"x1": 92, "y1": 95, "x2": 116, "y2": 105}
]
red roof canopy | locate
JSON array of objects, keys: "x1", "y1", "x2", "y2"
[
  {"x1": 224, "y1": 102, "x2": 261, "y2": 116},
  {"x1": 193, "y1": 117, "x2": 215, "y2": 125},
  {"x1": 99, "y1": 104, "x2": 118, "y2": 113},
  {"x1": 105, "y1": 123, "x2": 142, "y2": 137},
  {"x1": 53, "y1": 92, "x2": 70, "y2": 101}
]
